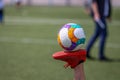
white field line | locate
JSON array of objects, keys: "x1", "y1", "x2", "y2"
[
  {"x1": 5, "y1": 17, "x2": 83, "y2": 25},
  {"x1": 5, "y1": 16, "x2": 120, "y2": 26},
  {"x1": 0, "y1": 37, "x2": 120, "y2": 49},
  {"x1": 0, "y1": 37, "x2": 57, "y2": 45}
]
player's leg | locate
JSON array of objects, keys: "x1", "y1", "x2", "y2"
[
  {"x1": 86, "y1": 22, "x2": 101, "y2": 58},
  {"x1": 0, "y1": 8, "x2": 4, "y2": 24},
  {"x1": 74, "y1": 63, "x2": 85, "y2": 80},
  {"x1": 99, "y1": 19, "x2": 108, "y2": 60}
]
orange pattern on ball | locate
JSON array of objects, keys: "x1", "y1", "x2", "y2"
[
  {"x1": 68, "y1": 28, "x2": 78, "y2": 43},
  {"x1": 57, "y1": 35, "x2": 65, "y2": 49}
]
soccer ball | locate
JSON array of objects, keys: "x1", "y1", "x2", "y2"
[{"x1": 57, "y1": 23, "x2": 86, "y2": 51}]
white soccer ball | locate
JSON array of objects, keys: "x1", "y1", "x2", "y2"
[{"x1": 57, "y1": 23, "x2": 86, "y2": 51}]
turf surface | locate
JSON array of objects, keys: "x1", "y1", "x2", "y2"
[{"x1": 0, "y1": 6, "x2": 120, "y2": 80}]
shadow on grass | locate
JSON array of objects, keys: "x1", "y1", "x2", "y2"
[{"x1": 87, "y1": 57, "x2": 120, "y2": 62}]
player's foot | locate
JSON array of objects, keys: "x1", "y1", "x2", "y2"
[
  {"x1": 52, "y1": 49, "x2": 86, "y2": 68},
  {"x1": 86, "y1": 55, "x2": 95, "y2": 60},
  {"x1": 99, "y1": 56, "x2": 112, "y2": 61}
]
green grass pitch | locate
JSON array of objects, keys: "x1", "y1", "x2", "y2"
[{"x1": 0, "y1": 6, "x2": 120, "y2": 80}]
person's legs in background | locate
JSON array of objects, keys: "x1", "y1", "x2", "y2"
[
  {"x1": 99, "y1": 18, "x2": 108, "y2": 60},
  {"x1": 0, "y1": 9, "x2": 4, "y2": 24},
  {"x1": 86, "y1": 22, "x2": 101, "y2": 59}
]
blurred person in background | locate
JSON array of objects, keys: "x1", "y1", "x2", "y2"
[
  {"x1": 85, "y1": 0, "x2": 112, "y2": 60},
  {"x1": 15, "y1": 0, "x2": 22, "y2": 9},
  {"x1": 84, "y1": 0, "x2": 92, "y2": 15},
  {"x1": 0, "y1": 0, "x2": 4, "y2": 24}
]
